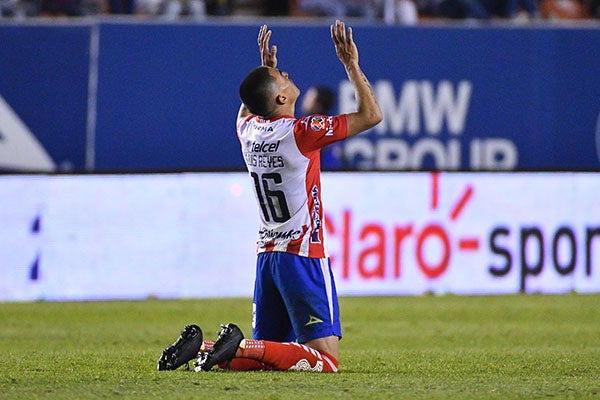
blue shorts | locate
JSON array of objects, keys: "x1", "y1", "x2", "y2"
[{"x1": 252, "y1": 252, "x2": 342, "y2": 344}]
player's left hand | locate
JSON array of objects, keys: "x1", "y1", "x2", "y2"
[{"x1": 258, "y1": 25, "x2": 277, "y2": 68}]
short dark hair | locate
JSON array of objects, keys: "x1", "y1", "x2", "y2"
[{"x1": 239, "y1": 66, "x2": 276, "y2": 117}]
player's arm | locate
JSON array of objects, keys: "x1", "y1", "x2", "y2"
[
  {"x1": 331, "y1": 20, "x2": 382, "y2": 138},
  {"x1": 238, "y1": 25, "x2": 279, "y2": 124}
]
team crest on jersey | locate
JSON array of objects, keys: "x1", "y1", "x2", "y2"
[{"x1": 309, "y1": 116, "x2": 326, "y2": 131}]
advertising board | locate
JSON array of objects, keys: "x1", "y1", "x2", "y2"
[{"x1": 1, "y1": 172, "x2": 598, "y2": 301}]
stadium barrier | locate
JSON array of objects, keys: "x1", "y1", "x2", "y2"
[
  {"x1": 0, "y1": 21, "x2": 599, "y2": 172},
  {"x1": 1, "y1": 172, "x2": 599, "y2": 301}
]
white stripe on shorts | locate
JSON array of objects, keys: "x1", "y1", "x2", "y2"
[{"x1": 319, "y1": 258, "x2": 334, "y2": 324}]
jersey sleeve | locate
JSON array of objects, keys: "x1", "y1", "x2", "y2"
[
  {"x1": 236, "y1": 114, "x2": 254, "y2": 142},
  {"x1": 293, "y1": 114, "x2": 348, "y2": 155}
]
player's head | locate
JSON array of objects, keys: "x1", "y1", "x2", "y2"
[
  {"x1": 301, "y1": 86, "x2": 335, "y2": 115},
  {"x1": 239, "y1": 66, "x2": 299, "y2": 118}
]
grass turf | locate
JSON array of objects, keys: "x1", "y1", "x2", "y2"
[{"x1": 0, "y1": 295, "x2": 599, "y2": 399}]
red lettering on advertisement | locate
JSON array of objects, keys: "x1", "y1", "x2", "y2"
[
  {"x1": 326, "y1": 173, "x2": 599, "y2": 293},
  {"x1": 416, "y1": 224, "x2": 450, "y2": 278},
  {"x1": 357, "y1": 224, "x2": 386, "y2": 279},
  {"x1": 325, "y1": 173, "x2": 480, "y2": 281},
  {"x1": 326, "y1": 210, "x2": 465, "y2": 280},
  {"x1": 393, "y1": 224, "x2": 413, "y2": 278}
]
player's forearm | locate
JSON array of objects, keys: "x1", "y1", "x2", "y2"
[{"x1": 345, "y1": 61, "x2": 382, "y2": 137}]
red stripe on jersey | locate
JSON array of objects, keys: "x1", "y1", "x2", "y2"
[
  {"x1": 264, "y1": 240, "x2": 275, "y2": 252},
  {"x1": 292, "y1": 114, "x2": 348, "y2": 259},
  {"x1": 286, "y1": 225, "x2": 309, "y2": 255},
  {"x1": 304, "y1": 153, "x2": 326, "y2": 259}
]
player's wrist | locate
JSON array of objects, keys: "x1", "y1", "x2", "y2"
[{"x1": 344, "y1": 61, "x2": 361, "y2": 74}]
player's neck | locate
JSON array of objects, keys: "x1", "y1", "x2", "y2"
[{"x1": 265, "y1": 104, "x2": 295, "y2": 120}]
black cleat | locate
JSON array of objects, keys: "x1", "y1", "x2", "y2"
[
  {"x1": 157, "y1": 324, "x2": 203, "y2": 371},
  {"x1": 194, "y1": 323, "x2": 244, "y2": 371}
]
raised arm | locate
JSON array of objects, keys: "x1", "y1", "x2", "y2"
[
  {"x1": 331, "y1": 20, "x2": 383, "y2": 137},
  {"x1": 238, "y1": 25, "x2": 279, "y2": 122}
]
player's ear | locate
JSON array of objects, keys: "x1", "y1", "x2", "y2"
[{"x1": 276, "y1": 94, "x2": 287, "y2": 105}]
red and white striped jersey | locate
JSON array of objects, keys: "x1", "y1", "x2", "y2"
[{"x1": 237, "y1": 113, "x2": 348, "y2": 258}]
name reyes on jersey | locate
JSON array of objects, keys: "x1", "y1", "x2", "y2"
[{"x1": 244, "y1": 139, "x2": 284, "y2": 168}]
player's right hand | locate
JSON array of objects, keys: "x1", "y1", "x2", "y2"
[{"x1": 258, "y1": 25, "x2": 278, "y2": 68}]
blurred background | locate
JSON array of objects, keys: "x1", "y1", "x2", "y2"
[
  {"x1": 1, "y1": 0, "x2": 598, "y2": 22},
  {"x1": 0, "y1": 2, "x2": 599, "y2": 301}
]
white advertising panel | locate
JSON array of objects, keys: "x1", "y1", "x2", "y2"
[
  {"x1": 1, "y1": 172, "x2": 599, "y2": 301},
  {"x1": 322, "y1": 173, "x2": 600, "y2": 296}
]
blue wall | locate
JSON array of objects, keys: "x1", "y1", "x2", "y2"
[
  {"x1": 0, "y1": 21, "x2": 599, "y2": 172},
  {"x1": 0, "y1": 24, "x2": 90, "y2": 170}
]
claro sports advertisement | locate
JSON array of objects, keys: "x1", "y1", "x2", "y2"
[{"x1": 0, "y1": 172, "x2": 598, "y2": 301}]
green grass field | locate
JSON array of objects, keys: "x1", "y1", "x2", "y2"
[{"x1": 1, "y1": 294, "x2": 599, "y2": 399}]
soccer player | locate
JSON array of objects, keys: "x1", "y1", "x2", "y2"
[{"x1": 158, "y1": 20, "x2": 382, "y2": 373}]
